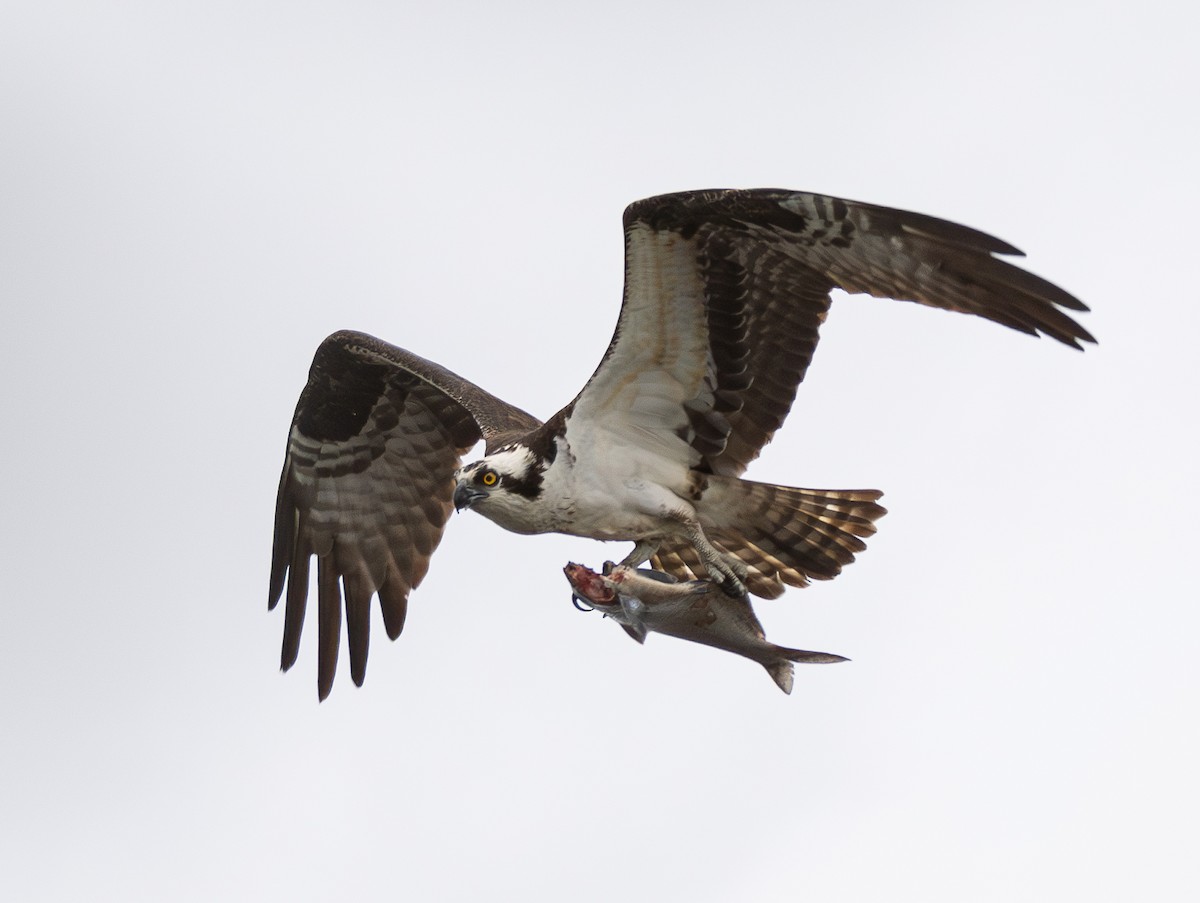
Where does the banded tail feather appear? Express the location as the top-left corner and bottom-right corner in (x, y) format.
(653, 478), (887, 598)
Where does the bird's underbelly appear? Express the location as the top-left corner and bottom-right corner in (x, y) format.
(559, 506), (673, 541)
(552, 475), (692, 541)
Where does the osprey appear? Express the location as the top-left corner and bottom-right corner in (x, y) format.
(269, 189), (1093, 698)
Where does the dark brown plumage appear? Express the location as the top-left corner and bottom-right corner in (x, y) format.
(269, 333), (540, 698)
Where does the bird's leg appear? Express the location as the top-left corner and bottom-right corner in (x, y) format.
(683, 523), (748, 598)
(617, 539), (660, 570)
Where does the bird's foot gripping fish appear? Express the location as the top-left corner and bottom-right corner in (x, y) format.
(563, 562), (847, 694)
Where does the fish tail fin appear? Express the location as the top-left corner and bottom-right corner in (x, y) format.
(780, 647), (850, 665)
(764, 661), (795, 694)
(764, 648), (848, 694)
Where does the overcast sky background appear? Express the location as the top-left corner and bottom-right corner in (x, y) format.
(2, 2), (1197, 900)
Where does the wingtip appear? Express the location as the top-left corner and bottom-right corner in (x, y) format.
(267, 566), (285, 610)
(1054, 331), (1095, 352)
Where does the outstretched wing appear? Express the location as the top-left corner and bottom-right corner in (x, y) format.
(269, 330), (540, 699)
(566, 188), (1093, 482)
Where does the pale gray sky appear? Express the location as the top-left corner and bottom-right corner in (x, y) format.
(2, 1), (1197, 900)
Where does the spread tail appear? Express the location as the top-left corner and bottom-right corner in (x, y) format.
(654, 476), (887, 599)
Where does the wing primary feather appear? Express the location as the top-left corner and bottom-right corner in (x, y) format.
(377, 565), (409, 640)
(280, 527), (311, 672)
(344, 567), (372, 688)
(268, 479), (295, 609)
(316, 559), (342, 701)
(966, 253), (1090, 312)
(887, 207), (1026, 256)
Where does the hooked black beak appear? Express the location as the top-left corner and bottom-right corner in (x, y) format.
(453, 481), (487, 512)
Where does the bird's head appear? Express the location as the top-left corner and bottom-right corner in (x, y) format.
(453, 445), (544, 527)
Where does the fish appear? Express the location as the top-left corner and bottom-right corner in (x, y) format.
(563, 562), (847, 693)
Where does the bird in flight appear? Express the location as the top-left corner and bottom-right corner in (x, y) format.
(269, 188), (1093, 698)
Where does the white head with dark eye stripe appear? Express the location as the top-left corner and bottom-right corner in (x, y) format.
(452, 445), (545, 525)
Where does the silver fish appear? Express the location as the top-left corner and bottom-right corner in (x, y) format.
(563, 562), (847, 693)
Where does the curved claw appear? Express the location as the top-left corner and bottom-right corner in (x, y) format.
(719, 575), (748, 599)
(571, 593), (595, 612)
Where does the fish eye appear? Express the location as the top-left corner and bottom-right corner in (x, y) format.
(480, 470), (498, 487)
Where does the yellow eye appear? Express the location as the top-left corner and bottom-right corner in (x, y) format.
(480, 471), (498, 487)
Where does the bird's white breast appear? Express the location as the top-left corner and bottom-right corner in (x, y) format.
(536, 432), (696, 541)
